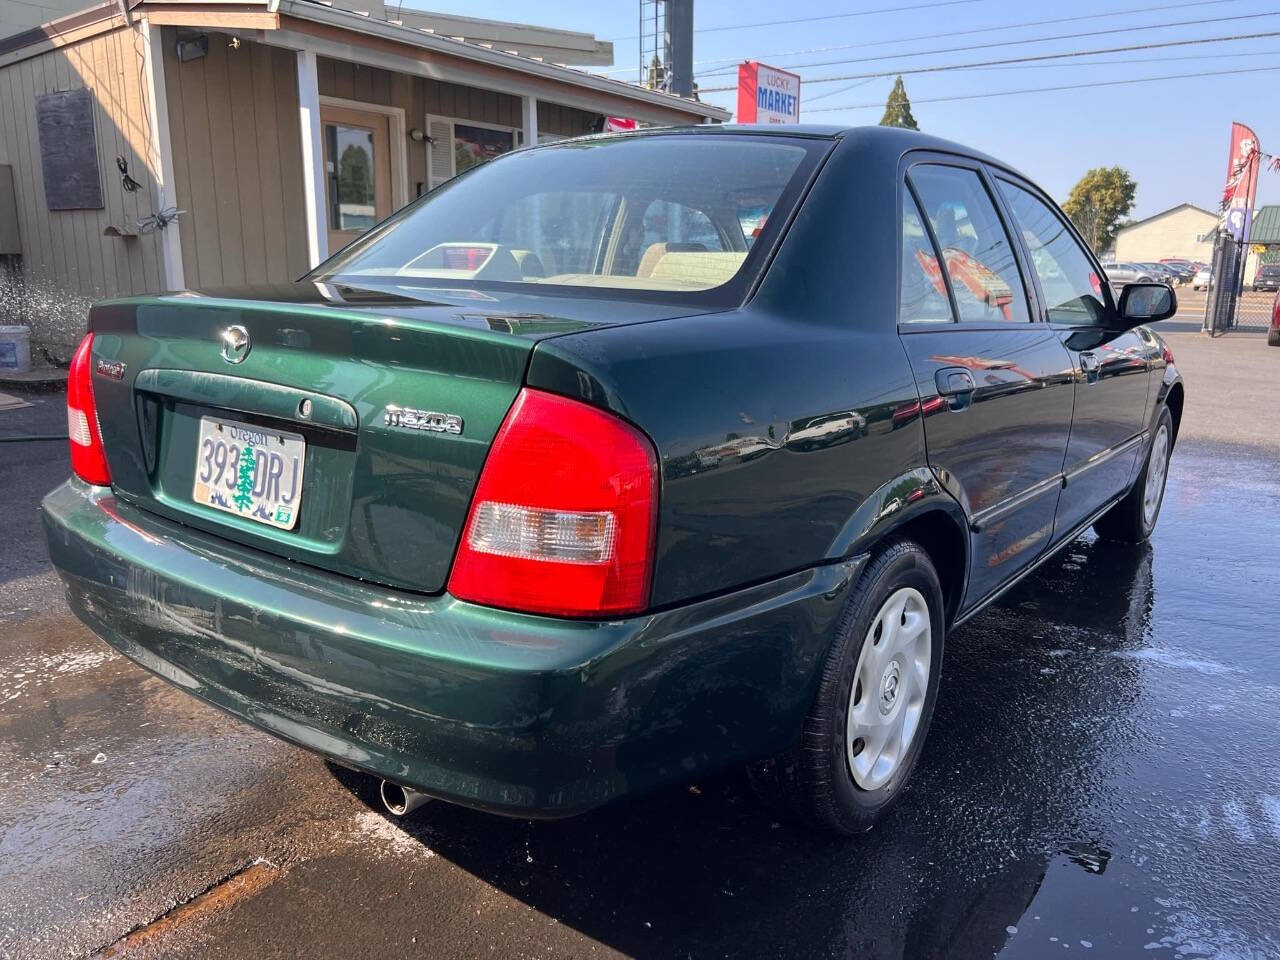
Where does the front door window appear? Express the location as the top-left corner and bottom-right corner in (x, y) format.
(996, 180), (1110, 326)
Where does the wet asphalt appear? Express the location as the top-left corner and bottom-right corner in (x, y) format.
(2, 331), (1278, 959)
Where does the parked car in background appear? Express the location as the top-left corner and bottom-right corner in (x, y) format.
(40, 126), (1184, 835)
(1253, 262), (1280, 293)
(1270, 288), (1280, 346)
(1158, 261), (1195, 283)
(1140, 262), (1183, 285)
(1106, 262), (1154, 284)
(1193, 267), (1213, 291)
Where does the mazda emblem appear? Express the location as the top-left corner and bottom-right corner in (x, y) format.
(220, 325), (251, 364)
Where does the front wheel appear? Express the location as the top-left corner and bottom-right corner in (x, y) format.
(1094, 406), (1174, 543)
(748, 540), (944, 834)
(1268, 327), (1280, 347)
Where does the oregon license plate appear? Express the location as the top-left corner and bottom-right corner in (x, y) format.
(192, 416), (305, 530)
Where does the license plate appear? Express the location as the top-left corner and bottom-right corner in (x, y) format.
(192, 416), (305, 530)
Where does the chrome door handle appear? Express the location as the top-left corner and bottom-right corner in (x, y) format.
(1080, 352), (1101, 384)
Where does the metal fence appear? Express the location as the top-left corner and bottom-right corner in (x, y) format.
(1202, 234), (1276, 335)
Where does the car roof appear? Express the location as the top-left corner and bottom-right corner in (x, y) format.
(582, 123), (1027, 174)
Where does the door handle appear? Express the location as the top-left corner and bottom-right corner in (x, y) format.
(1080, 352), (1101, 384)
(934, 367), (976, 411)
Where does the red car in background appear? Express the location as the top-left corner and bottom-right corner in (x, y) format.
(1269, 287), (1280, 347)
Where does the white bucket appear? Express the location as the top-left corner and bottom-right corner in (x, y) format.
(0, 325), (31, 372)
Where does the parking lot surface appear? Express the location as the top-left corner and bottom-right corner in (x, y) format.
(2, 331), (1278, 959)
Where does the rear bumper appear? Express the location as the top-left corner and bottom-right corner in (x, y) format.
(42, 479), (861, 817)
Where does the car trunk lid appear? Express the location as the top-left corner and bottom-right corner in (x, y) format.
(87, 283), (702, 593)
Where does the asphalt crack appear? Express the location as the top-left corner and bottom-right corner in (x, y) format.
(87, 860), (284, 959)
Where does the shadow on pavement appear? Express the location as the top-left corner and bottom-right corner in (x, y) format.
(328, 537), (1156, 958)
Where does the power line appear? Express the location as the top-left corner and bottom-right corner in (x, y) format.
(698, 28), (1280, 91)
(943, 46), (1280, 72)
(599, 0), (1243, 75)
(805, 77), (879, 104)
(695, 8), (1279, 79)
(800, 63), (1280, 112)
(606, 0), (984, 42)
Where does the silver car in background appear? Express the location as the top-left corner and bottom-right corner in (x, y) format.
(1104, 262), (1154, 284)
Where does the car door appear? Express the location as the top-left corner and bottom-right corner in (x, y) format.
(897, 159), (1076, 609)
(992, 176), (1153, 541)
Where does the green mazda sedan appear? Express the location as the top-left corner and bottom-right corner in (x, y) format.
(42, 126), (1183, 833)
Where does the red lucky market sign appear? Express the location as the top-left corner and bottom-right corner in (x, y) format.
(737, 62), (801, 124)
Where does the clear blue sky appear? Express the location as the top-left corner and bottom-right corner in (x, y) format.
(418, 0), (1279, 218)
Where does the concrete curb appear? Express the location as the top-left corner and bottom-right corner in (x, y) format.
(0, 367), (69, 392)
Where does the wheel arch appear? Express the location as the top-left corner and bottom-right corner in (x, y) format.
(831, 469), (970, 629)
(885, 508), (969, 628)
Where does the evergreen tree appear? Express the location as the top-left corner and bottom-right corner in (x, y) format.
(879, 76), (919, 130)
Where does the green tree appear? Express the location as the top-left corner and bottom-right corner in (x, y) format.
(879, 76), (919, 130)
(338, 145), (371, 204)
(1062, 166), (1137, 254)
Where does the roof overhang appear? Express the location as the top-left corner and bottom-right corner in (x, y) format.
(0, 0), (727, 124)
(273, 0), (726, 124)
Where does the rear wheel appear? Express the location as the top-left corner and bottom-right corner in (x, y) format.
(1094, 406), (1173, 543)
(748, 540), (944, 834)
(1268, 328), (1280, 347)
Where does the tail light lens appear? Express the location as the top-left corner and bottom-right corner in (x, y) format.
(448, 388), (657, 617)
(66, 333), (112, 486)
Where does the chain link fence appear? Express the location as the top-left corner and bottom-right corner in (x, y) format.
(1202, 234), (1277, 336)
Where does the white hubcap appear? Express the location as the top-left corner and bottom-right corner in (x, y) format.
(846, 586), (932, 791)
(1143, 423), (1170, 527)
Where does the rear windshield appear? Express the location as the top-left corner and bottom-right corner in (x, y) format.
(311, 134), (829, 306)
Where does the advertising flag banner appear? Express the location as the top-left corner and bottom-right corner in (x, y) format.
(1222, 122), (1261, 241)
(737, 62), (801, 124)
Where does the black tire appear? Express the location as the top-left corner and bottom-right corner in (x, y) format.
(1268, 328), (1280, 347)
(748, 540), (944, 834)
(1094, 405), (1174, 544)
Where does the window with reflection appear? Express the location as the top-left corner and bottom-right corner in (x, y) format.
(997, 179), (1109, 327)
(900, 190), (954, 323)
(325, 124), (376, 231)
(908, 165), (1030, 324)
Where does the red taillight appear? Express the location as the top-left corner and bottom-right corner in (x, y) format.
(448, 388), (657, 618)
(1162, 344), (1175, 366)
(66, 333), (112, 486)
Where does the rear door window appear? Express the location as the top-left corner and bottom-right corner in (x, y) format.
(996, 179), (1110, 327)
(900, 189), (955, 324)
(907, 165), (1031, 324)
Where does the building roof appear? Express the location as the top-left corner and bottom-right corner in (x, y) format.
(0, 0), (727, 123)
(1115, 202), (1218, 235)
(358, 4), (612, 65)
(280, 0), (727, 121)
(1251, 206), (1280, 245)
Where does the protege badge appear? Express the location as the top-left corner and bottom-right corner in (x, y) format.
(384, 405), (463, 435)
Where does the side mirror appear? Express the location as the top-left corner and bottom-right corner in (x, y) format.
(1116, 282), (1176, 327)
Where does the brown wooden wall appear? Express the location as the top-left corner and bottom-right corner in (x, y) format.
(163, 31), (309, 289)
(0, 25), (165, 315)
(317, 57), (598, 194)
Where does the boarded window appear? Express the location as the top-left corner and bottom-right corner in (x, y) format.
(36, 89), (103, 211)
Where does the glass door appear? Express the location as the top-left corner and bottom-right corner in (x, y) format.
(321, 105), (392, 253)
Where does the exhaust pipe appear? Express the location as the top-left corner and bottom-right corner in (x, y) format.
(380, 779), (432, 817)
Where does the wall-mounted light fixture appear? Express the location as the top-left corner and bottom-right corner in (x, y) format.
(175, 34), (209, 62)
(408, 127), (432, 144)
